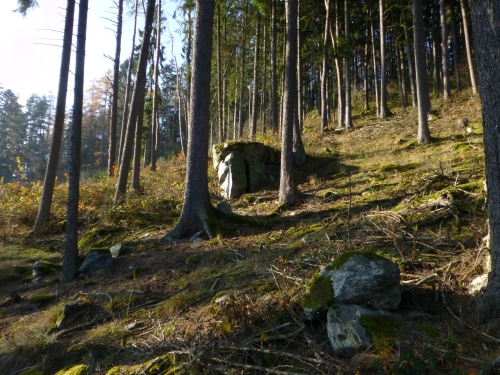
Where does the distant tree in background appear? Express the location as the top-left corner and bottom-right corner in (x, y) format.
(15, 0), (38, 15)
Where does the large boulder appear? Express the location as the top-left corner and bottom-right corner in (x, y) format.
(327, 304), (400, 357)
(303, 251), (401, 320)
(78, 251), (114, 276)
(213, 142), (280, 198)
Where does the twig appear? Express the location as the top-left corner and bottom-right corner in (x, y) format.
(401, 273), (438, 289)
(210, 356), (307, 375)
(441, 291), (500, 343)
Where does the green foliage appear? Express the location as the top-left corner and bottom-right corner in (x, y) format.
(54, 364), (90, 375)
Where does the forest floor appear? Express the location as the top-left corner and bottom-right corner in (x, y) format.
(1, 89), (499, 375)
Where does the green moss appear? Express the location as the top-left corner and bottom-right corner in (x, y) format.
(421, 324), (440, 339)
(54, 364), (90, 375)
(243, 195), (256, 203)
(38, 260), (62, 270)
(380, 162), (419, 172)
(359, 314), (401, 352)
(28, 294), (56, 306)
(302, 272), (335, 314)
(248, 280), (275, 294)
(186, 255), (200, 265)
(325, 250), (389, 272)
(77, 227), (123, 250)
(106, 367), (121, 375)
(453, 143), (472, 152)
(19, 368), (44, 375)
(132, 267), (141, 280)
(455, 180), (484, 192)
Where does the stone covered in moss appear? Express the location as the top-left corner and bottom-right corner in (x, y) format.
(327, 304), (400, 357)
(54, 364), (90, 375)
(303, 251), (401, 319)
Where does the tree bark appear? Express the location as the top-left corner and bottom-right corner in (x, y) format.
(271, 0), (278, 134)
(403, 13), (417, 107)
(450, 0), (461, 92)
(216, 3), (224, 143)
(250, 11), (261, 140)
(151, 0), (161, 171)
(162, 0), (218, 241)
(440, 0), (451, 99)
(321, 0), (331, 133)
(470, 0), (500, 322)
(368, 0), (380, 117)
(32, 0), (75, 235)
(237, 0), (248, 139)
(279, 0), (299, 205)
(132, 90), (145, 191)
(460, 0), (477, 94)
(64, 0), (88, 282)
(344, 0), (353, 129)
(108, 0), (123, 177)
(297, 2), (303, 130)
(118, 0), (138, 166)
(113, 0), (156, 206)
(413, 0), (431, 145)
(379, 0), (392, 117)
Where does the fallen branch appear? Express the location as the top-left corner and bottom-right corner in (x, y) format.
(210, 356), (307, 375)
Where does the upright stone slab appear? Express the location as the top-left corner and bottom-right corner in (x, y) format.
(219, 151), (247, 199)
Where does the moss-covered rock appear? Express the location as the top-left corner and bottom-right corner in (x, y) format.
(54, 364), (90, 375)
(302, 270), (335, 320)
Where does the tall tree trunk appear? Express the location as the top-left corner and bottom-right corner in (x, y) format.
(450, 0), (461, 92)
(379, 0), (392, 117)
(151, 0), (161, 171)
(368, 0), (380, 116)
(64, 0), (88, 282)
(279, 0), (299, 205)
(250, 11), (261, 140)
(216, 3), (223, 143)
(238, 0), (248, 139)
(32, 0), (75, 235)
(114, 0), (156, 206)
(297, 2), (303, 130)
(270, 0), (278, 134)
(413, 0), (431, 145)
(132, 91), (145, 190)
(440, 0), (451, 99)
(162, 0), (217, 241)
(431, 9), (441, 98)
(470, 0), (500, 322)
(395, 31), (407, 109)
(334, 0), (344, 127)
(118, 0), (138, 166)
(460, 0), (477, 94)
(344, 0), (353, 129)
(404, 13), (417, 107)
(108, 0), (123, 177)
(363, 31), (370, 111)
(321, 0), (331, 133)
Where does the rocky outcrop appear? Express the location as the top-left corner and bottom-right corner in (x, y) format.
(78, 251), (113, 276)
(213, 142), (280, 199)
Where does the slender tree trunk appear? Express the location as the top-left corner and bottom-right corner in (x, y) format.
(470, 0), (500, 322)
(271, 0), (278, 134)
(344, 0), (353, 129)
(297, 2), (303, 130)
(369, 0), (380, 116)
(460, 0), (477, 94)
(413, 0), (431, 144)
(186, 8), (192, 117)
(32, 0), (75, 235)
(238, 0), (248, 139)
(440, 0), (451, 99)
(108, 0), (123, 177)
(431, 9), (440, 98)
(114, 0), (156, 206)
(162, 0), (217, 241)
(395, 32), (407, 109)
(450, 0), (461, 92)
(118, 0), (138, 166)
(321, 0), (331, 132)
(132, 91), (145, 191)
(334, 0), (344, 127)
(404, 14), (417, 107)
(64, 0), (88, 282)
(363, 32), (370, 111)
(216, 3), (223, 143)
(279, 0), (299, 205)
(250, 11), (261, 140)
(151, 0), (161, 171)
(379, 0), (392, 117)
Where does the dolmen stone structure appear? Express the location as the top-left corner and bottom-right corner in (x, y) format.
(213, 142), (280, 199)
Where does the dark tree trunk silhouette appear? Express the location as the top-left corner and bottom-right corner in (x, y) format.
(113, 0), (156, 206)
(162, 0), (217, 241)
(32, 0), (75, 235)
(279, 0), (299, 205)
(440, 0), (450, 99)
(403, 14), (417, 107)
(344, 0), (353, 129)
(413, 0), (431, 144)
(450, 0), (461, 92)
(379, 0), (392, 117)
(132, 91), (145, 191)
(470, 0), (500, 322)
(368, 0), (380, 116)
(64, 0), (88, 282)
(237, 0), (248, 139)
(271, 0), (278, 134)
(321, 0), (330, 133)
(108, 0), (123, 177)
(250, 11), (261, 140)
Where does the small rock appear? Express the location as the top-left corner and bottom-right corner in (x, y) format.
(110, 243), (125, 258)
(468, 274), (488, 295)
(33, 260), (61, 276)
(192, 238), (204, 243)
(190, 231), (203, 242)
(78, 251), (114, 276)
(56, 302), (92, 329)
